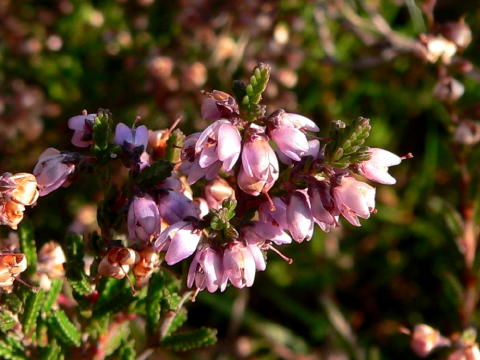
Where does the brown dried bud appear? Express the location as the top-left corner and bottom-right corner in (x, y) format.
(99, 248), (139, 279)
(8, 173), (39, 206)
(148, 130), (170, 157)
(133, 248), (159, 287)
(455, 120), (480, 145)
(434, 77), (465, 103)
(424, 35), (457, 64)
(0, 201), (26, 230)
(38, 241), (66, 279)
(201, 90), (239, 121)
(204, 178), (236, 209)
(0, 253), (27, 293)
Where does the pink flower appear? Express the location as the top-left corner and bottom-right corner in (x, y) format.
(68, 113), (96, 148)
(333, 176), (375, 227)
(222, 241), (257, 289)
(253, 198), (292, 244)
(286, 190), (314, 242)
(33, 148), (77, 196)
(308, 184), (338, 232)
(180, 133), (222, 184)
(268, 111), (318, 161)
(154, 221), (202, 265)
(114, 123), (148, 151)
(187, 245), (224, 293)
(127, 195), (160, 242)
(195, 119), (241, 172)
(410, 324), (450, 358)
(358, 148), (401, 185)
(157, 190), (199, 226)
(238, 131), (279, 196)
(200, 90), (240, 121)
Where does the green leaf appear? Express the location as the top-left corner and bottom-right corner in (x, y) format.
(93, 278), (135, 318)
(18, 220), (37, 276)
(166, 129), (185, 163)
(39, 339), (62, 360)
(0, 340), (26, 360)
(43, 279), (63, 315)
(102, 321), (130, 358)
(21, 290), (45, 336)
(47, 310), (81, 347)
(145, 272), (164, 334)
(92, 109), (111, 152)
(136, 160), (173, 189)
(165, 308), (187, 337)
(63, 233), (91, 296)
(0, 310), (17, 333)
(4, 293), (24, 314)
(115, 340), (136, 360)
(160, 327), (217, 351)
(241, 63), (271, 121)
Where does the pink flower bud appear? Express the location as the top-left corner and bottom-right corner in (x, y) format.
(196, 119), (241, 172)
(154, 221), (202, 265)
(358, 148), (402, 185)
(187, 245), (224, 293)
(128, 195), (160, 242)
(287, 190), (314, 242)
(114, 123), (148, 150)
(68, 113), (96, 148)
(204, 178), (235, 209)
(333, 176), (375, 227)
(33, 148), (76, 196)
(239, 132), (279, 196)
(222, 241), (257, 289)
(254, 198), (292, 244)
(309, 184), (338, 232)
(410, 324), (450, 357)
(269, 126), (309, 161)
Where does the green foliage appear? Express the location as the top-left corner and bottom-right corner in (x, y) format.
(0, 310), (17, 333)
(325, 117), (372, 168)
(21, 290), (45, 336)
(18, 220), (37, 276)
(160, 327), (217, 351)
(93, 109), (112, 154)
(93, 278), (135, 318)
(114, 340), (136, 360)
(165, 308), (188, 337)
(166, 129), (185, 163)
(63, 233), (91, 296)
(0, 339), (26, 360)
(241, 63), (271, 121)
(42, 279), (63, 315)
(47, 310), (81, 347)
(209, 199), (239, 241)
(39, 339), (62, 360)
(136, 159), (173, 189)
(145, 272), (164, 334)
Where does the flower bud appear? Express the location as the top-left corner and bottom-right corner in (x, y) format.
(33, 148), (77, 196)
(128, 195), (160, 242)
(455, 121), (480, 145)
(425, 35), (457, 64)
(148, 129), (169, 157)
(333, 176), (375, 227)
(68, 113), (96, 148)
(0, 253), (27, 293)
(222, 241), (256, 289)
(204, 178), (235, 209)
(98, 247), (139, 279)
(0, 173), (39, 206)
(434, 77), (465, 103)
(0, 201), (26, 230)
(38, 241), (66, 290)
(286, 190), (314, 242)
(201, 90), (239, 121)
(438, 18), (472, 50)
(358, 148), (402, 185)
(133, 248), (159, 287)
(410, 324), (450, 357)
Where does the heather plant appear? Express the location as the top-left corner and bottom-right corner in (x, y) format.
(0, 63), (407, 358)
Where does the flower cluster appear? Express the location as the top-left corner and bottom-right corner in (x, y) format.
(0, 65), (407, 296)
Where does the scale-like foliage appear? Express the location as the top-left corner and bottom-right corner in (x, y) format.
(42, 279), (63, 315)
(160, 327), (218, 351)
(47, 310), (81, 347)
(18, 221), (37, 276)
(21, 290), (45, 336)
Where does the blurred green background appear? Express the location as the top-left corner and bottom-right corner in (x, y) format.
(2, 0), (480, 358)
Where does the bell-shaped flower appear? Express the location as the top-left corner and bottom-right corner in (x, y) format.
(128, 194), (160, 242)
(410, 324), (450, 358)
(0, 173), (39, 206)
(114, 123), (148, 151)
(195, 119), (241, 172)
(254, 197), (291, 245)
(68, 113), (96, 148)
(157, 190), (199, 226)
(180, 133), (222, 184)
(358, 148), (401, 185)
(33, 148), (77, 196)
(222, 241), (257, 289)
(333, 176), (376, 227)
(201, 90), (240, 121)
(154, 220), (202, 265)
(187, 245), (224, 293)
(286, 190), (314, 242)
(308, 183), (338, 232)
(238, 131), (279, 196)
